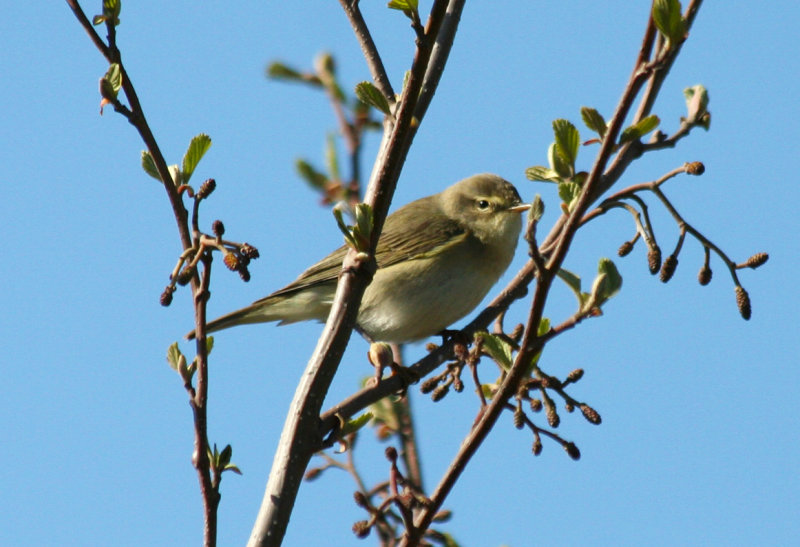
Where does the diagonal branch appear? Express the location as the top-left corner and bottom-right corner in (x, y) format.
(247, 2), (456, 545)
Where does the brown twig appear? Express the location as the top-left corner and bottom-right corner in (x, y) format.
(247, 2), (454, 545)
(65, 2), (218, 544)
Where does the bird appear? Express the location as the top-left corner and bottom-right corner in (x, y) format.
(187, 173), (529, 343)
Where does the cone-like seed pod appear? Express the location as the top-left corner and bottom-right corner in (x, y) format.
(160, 286), (175, 306)
(420, 377), (439, 394)
(685, 161), (705, 175)
(240, 243), (260, 260)
(432, 384), (449, 402)
(745, 252), (769, 269)
(735, 286), (751, 320)
(580, 404), (602, 424)
(212, 220), (225, 237)
(698, 264), (712, 286)
(223, 251), (240, 271)
(567, 368), (584, 383)
(660, 255), (678, 283)
(618, 240), (634, 257)
(532, 437), (543, 456)
(196, 178), (216, 199)
(353, 491), (368, 508)
(176, 266), (195, 286)
(513, 408), (525, 429)
(648, 246), (662, 274)
(564, 442), (581, 460)
(546, 406), (560, 428)
(352, 521), (371, 539)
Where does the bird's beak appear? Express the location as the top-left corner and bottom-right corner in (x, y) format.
(508, 203), (531, 214)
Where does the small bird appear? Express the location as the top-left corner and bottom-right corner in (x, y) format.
(188, 173), (529, 343)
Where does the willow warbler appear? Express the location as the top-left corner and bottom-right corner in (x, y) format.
(188, 173), (529, 343)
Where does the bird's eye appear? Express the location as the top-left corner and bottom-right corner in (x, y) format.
(476, 199), (490, 210)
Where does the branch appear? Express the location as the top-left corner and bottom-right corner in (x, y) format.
(402, 4), (707, 542)
(248, 3), (455, 545)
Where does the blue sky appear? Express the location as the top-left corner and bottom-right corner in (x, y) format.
(1, 2), (797, 546)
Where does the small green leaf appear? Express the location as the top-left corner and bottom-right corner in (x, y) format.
(525, 165), (562, 183)
(219, 444), (233, 468)
(266, 61), (308, 83)
(168, 164), (182, 186)
(476, 332), (513, 371)
(355, 81), (392, 116)
(224, 463), (243, 475)
(548, 143), (573, 179)
(340, 412), (374, 436)
(557, 181), (581, 212)
(556, 268), (582, 301)
(387, 0), (419, 11)
(325, 133), (340, 181)
(683, 84), (710, 126)
(529, 194), (544, 223)
(537, 317), (551, 337)
(552, 119), (580, 167)
(141, 150), (160, 180)
(92, 15), (106, 25)
(652, 0), (685, 45)
(182, 133), (212, 184)
(580, 106), (607, 138)
(353, 203), (374, 251)
(100, 63), (122, 100)
(205, 336), (214, 356)
(295, 159), (327, 190)
(619, 115), (660, 145)
(333, 202), (358, 248)
(597, 257), (623, 300)
(166, 342), (182, 371)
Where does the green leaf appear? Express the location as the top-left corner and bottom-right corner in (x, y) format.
(529, 194), (544, 223)
(652, 0), (685, 45)
(477, 332), (513, 371)
(683, 84), (710, 127)
(556, 268), (582, 300)
(166, 342), (182, 371)
(525, 165), (561, 183)
(548, 142), (573, 179)
(387, 0), (419, 11)
(340, 412), (374, 436)
(168, 164), (182, 186)
(182, 133), (212, 184)
(352, 203), (374, 251)
(295, 158), (327, 190)
(619, 115), (660, 145)
(597, 257), (623, 300)
(332, 202), (357, 249)
(141, 150), (160, 180)
(219, 444), (232, 467)
(580, 106), (607, 138)
(206, 336), (214, 356)
(266, 61), (309, 83)
(92, 15), (106, 25)
(100, 63), (122, 100)
(355, 81), (392, 116)
(325, 134), (340, 181)
(537, 317), (551, 337)
(223, 463), (242, 475)
(552, 119), (580, 167)
(557, 181), (581, 212)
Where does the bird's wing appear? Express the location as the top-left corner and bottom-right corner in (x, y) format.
(259, 203), (468, 301)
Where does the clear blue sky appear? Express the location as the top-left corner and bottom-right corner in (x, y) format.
(1, 2), (797, 546)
